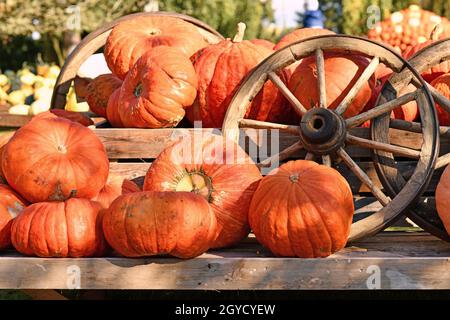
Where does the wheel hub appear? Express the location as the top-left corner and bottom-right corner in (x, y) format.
(299, 108), (346, 155)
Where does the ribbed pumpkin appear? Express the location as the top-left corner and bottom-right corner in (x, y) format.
(430, 73), (450, 125)
(274, 28), (335, 50)
(249, 160), (354, 258)
(143, 134), (262, 248)
(436, 164), (450, 235)
(0, 132), (14, 183)
(11, 198), (107, 257)
(106, 88), (123, 127)
(186, 23), (292, 127)
(118, 46), (198, 128)
(92, 175), (141, 208)
(402, 25), (450, 83)
(0, 184), (26, 250)
(103, 191), (218, 259)
(288, 53), (376, 118)
(50, 109), (94, 127)
(2, 112), (109, 203)
(104, 16), (208, 79)
(85, 74), (122, 117)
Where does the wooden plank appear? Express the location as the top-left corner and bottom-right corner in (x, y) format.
(0, 233), (449, 290)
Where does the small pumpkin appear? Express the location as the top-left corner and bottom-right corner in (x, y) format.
(92, 174), (141, 208)
(85, 74), (122, 117)
(249, 160), (354, 258)
(118, 46), (198, 128)
(0, 184), (26, 250)
(143, 133), (262, 248)
(50, 109), (95, 127)
(102, 191), (218, 259)
(106, 88), (123, 127)
(186, 23), (293, 127)
(436, 164), (450, 235)
(104, 16), (208, 79)
(430, 73), (450, 125)
(11, 198), (107, 257)
(288, 53), (377, 118)
(2, 112), (109, 203)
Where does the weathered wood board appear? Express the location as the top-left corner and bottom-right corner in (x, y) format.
(0, 233), (449, 290)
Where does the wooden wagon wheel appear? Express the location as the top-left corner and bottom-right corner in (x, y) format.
(222, 35), (439, 242)
(373, 38), (450, 242)
(50, 11), (224, 109)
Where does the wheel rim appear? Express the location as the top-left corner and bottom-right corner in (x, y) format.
(373, 38), (450, 242)
(222, 35), (439, 242)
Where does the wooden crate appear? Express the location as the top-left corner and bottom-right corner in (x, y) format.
(1, 125), (450, 291)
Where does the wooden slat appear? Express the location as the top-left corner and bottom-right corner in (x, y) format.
(0, 233), (449, 290)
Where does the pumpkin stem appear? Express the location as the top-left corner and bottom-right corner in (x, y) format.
(232, 22), (247, 43)
(57, 145), (67, 154)
(175, 171), (213, 202)
(134, 83), (143, 97)
(430, 24), (442, 41)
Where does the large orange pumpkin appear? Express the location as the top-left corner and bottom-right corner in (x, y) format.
(106, 88), (123, 127)
(186, 23), (293, 127)
(143, 134), (262, 248)
(11, 198), (108, 257)
(102, 191), (218, 259)
(118, 46), (198, 128)
(274, 28), (335, 51)
(92, 175), (141, 208)
(288, 53), (376, 118)
(2, 112), (109, 203)
(430, 73), (450, 125)
(249, 160), (354, 258)
(436, 164), (450, 235)
(0, 184), (26, 250)
(104, 16), (208, 79)
(85, 74), (122, 117)
(50, 109), (94, 127)
(0, 132), (14, 183)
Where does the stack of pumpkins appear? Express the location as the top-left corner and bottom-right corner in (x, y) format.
(83, 15), (380, 130)
(0, 110), (355, 259)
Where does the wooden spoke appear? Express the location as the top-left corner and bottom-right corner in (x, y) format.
(390, 118), (450, 137)
(305, 152), (315, 160)
(335, 56), (379, 115)
(239, 119), (300, 135)
(412, 78), (450, 114)
(346, 134), (421, 159)
(436, 154), (450, 170)
(337, 148), (390, 206)
(268, 71), (307, 115)
(322, 154), (331, 166)
(315, 49), (327, 108)
(258, 142), (303, 168)
(346, 91), (417, 128)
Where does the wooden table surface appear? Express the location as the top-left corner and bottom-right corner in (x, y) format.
(0, 232), (449, 290)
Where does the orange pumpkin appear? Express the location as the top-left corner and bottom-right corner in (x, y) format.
(85, 74), (122, 117)
(118, 46), (198, 128)
(0, 132), (14, 183)
(2, 112), (109, 203)
(102, 191), (218, 259)
(11, 198), (107, 257)
(186, 23), (293, 127)
(249, 160), (354, 258)
(104, 16), (207, 79)
(0, 184), (26, 250)
(288, 53), (376, 118)
(430, 73), (450, 125)
(274, 28), (335, 51)
(436, 164), (450, 235)
(143, 134), (262, 248)
(92, 175), (141, 208)
(106, 88), (123, 127)
(50, 109), (94, 127)
(249, 39), (275, 50)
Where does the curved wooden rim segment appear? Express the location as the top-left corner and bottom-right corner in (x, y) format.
(51, 11), (224, 109)
(373, 38), (450, 242)
(222, 35), (438, 242)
